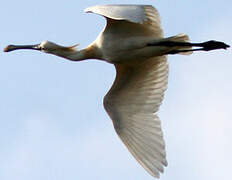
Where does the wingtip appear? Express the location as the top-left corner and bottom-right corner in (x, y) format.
(84, 5), (97, 13)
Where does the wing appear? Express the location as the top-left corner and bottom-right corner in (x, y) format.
(103, 56), (168, 178)
(85, 4), (163, 38)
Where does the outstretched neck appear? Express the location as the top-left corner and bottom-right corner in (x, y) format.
(55, 44), (102, 61)
(4, 41), (102, 61)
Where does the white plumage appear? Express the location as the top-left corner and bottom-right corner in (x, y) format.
(85, 4), (148, 24)
(4, 4), (229, 179)
(92, 6), (169, 177)
(103, 56), (168, 178)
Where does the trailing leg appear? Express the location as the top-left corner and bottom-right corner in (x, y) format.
(147, 34), (230, 55)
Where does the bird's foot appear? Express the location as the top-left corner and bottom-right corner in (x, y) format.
(200, 40), (230, 51)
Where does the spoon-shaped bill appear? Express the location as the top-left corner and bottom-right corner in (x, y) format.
(4, 44), (41, 52)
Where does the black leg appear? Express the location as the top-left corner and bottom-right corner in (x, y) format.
(167, 48), (204, 54)
(198, 40), (230, 51)
(147, 40), (230, 54)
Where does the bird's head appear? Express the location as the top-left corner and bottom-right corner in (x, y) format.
(4, 41), (78, 55)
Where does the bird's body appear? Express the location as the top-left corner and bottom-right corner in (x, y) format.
(81, 5), (188, 64)
(4, 4), (229, 179)
(95, 30), (166, 63)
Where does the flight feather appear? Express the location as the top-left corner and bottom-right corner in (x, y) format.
(103, 56), (168, 178)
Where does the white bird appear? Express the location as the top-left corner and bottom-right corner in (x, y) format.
(4, 4), (229, 178)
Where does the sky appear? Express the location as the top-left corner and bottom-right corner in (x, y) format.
(1, 0), (232, 180)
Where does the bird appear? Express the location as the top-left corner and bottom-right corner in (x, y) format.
(4, 4), (230, 178)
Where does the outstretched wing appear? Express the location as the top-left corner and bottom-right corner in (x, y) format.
(103, 56), (168, 178)
(85, 4), (163, 38)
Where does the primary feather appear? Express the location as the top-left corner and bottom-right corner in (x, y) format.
(85, 5), (163, 38)
(85, 4), (147, 23)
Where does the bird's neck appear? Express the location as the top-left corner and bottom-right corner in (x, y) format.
(54, 44), (101, 61)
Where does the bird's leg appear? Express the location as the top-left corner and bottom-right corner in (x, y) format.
(147, 40), (230, 54)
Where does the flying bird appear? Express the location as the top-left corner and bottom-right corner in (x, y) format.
(4, 4), (230, 178)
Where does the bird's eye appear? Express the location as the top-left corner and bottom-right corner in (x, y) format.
(40, 46), (46, 51)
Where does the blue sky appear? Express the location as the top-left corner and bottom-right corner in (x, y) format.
(1, 0), (232, 180)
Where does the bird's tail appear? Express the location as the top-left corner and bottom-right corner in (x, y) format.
(165, 33), (192, 55)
